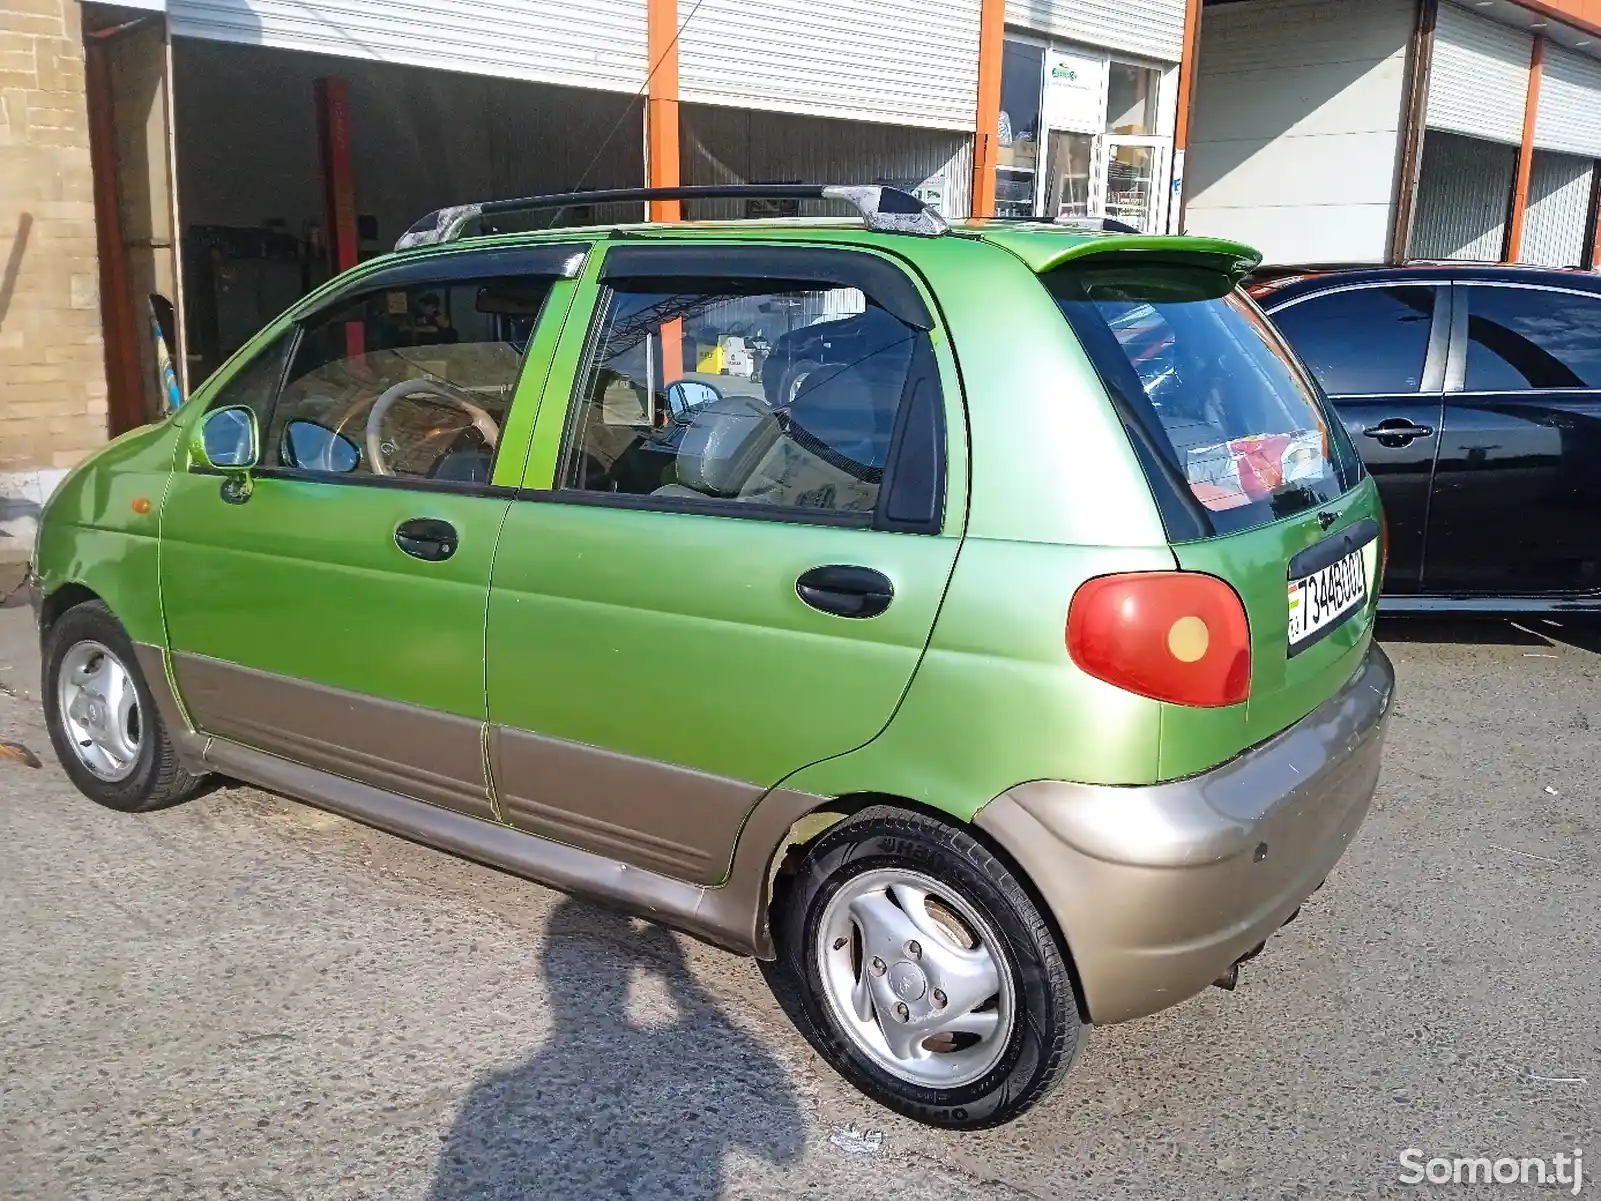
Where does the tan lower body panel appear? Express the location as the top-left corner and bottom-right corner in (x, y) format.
(170, 652), (494, 821)
(135, 644), (825, 957)
(490, 726), (764, 885)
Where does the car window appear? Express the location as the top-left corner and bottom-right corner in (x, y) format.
(1269, 286), (1435, 396)
(561, 278), (929, 519)
(1050, 262), (1363, 538)
(1464, 286), (1601, 391)
(268, 275), (555, 484)
(202, 332), (295, 424)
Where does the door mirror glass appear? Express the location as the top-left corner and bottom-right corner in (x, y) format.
(285, 419), (360, 473)
(199, 405), (259, 469)
(666, 379), (722, 422)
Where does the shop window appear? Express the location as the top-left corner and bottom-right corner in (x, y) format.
(998, 39), (1045, 218)
(1106, 62), (1160, 135)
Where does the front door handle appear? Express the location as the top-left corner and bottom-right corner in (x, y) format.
(796, 565), (894, 619)
(395, 517), (458, 562)
(1362, 419), (1435, 447)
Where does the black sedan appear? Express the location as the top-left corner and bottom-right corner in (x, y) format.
(1251, 263), (1601, 613)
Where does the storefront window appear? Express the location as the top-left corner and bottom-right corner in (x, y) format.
(998, 39), (1044, 217)
(1044, 132), (1095, 219)
(1106, 61), (1160, 135)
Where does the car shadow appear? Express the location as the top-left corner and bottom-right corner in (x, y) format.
(1377, 614), (1601, 654)
(428, 897), (805, 1201)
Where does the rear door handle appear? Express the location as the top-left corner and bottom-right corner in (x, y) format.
(796, 565), (894, 619)
(1362, 420), (1434, 445)
(395, 517), (458, 562)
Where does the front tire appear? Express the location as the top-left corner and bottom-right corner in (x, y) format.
(764, 806), (1085, 1129)
(43, 600), (207, 813)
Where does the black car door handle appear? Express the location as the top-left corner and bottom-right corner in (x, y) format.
(796, 565), (894, 619)
(1362, 420), (1434, 444)
(395, 517), (458, 562)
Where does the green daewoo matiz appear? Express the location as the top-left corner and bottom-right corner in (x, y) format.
(28, 185), (1393, 1128)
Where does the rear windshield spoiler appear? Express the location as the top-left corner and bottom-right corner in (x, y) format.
(980, 232), (1263, 284)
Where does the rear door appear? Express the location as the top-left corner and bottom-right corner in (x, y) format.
(1425, 281), (1601, 595)
(1265, 282), (1449, 594)
(483, 240), (965, 885)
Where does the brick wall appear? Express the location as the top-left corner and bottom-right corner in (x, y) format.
(0, 0), (107, 485)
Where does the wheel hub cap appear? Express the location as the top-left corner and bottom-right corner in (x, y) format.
(889, 960), (928, 1002)
(815, 867), (1015, 1089)
(57, 640), (141, 783)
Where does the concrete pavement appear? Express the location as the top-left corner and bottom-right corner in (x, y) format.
(2, 604), (1598, 1198)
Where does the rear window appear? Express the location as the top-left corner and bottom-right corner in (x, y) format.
(1050, 263), (1363, 539)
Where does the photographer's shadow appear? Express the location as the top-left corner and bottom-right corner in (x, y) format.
(429, 898), (804, 1201)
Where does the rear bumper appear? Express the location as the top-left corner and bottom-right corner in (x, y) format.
(975, 642), (1394, 1025)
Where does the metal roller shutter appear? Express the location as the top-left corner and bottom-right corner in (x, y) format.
(167, 0), (648, 94)
(1537, 44), (1601, 158)
(1410, 129), (1517, 260)
(677, 0), (981, 130)
(1003, 0), (1185, 62)
(1427, 2), (1532, 145)
(680, 104), (974, 218)
(1521, 151), (1594, 267)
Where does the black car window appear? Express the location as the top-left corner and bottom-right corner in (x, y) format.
(269, 275), (554, 484)
(1463, 285), (1601, 392)
(1269, 286), (1435, 396)
(561, 274), (940, 524)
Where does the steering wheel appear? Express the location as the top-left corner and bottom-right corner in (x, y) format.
(364, 378), (500, 476)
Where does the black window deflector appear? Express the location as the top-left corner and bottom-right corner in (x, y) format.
(599, 244), (933, 330)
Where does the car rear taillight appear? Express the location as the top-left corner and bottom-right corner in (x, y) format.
(1067, 572), (1252, 708)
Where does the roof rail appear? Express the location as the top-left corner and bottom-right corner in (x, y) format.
(394, 184), (947, 252)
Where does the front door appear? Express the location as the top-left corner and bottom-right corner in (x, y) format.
(484, 241), (965, 884)
(160, 251), (582, 817)
(1266, 282), (1448, 593)
(1425, 281), (1601, 595)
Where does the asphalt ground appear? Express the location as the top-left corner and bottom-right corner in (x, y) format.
(2, 602), (1598, 1199)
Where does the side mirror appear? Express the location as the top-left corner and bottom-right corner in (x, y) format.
(194, 405), (259, 504)
(196, 405), (260, 470)
(285, 419), (360, 473)
(665, 379), (722, 422)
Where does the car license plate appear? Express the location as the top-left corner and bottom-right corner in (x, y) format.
(1287, 546), (1367, 653)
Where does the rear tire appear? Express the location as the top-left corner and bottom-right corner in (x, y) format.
(764, 806), (1085, 1128)
(43, 600), (207, 813)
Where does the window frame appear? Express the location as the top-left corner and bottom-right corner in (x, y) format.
(1265, 280), (1451, 398)
(188, 244), (590, 497)
(1444, 280), (1601, 396)
(544, 244), (949, 535)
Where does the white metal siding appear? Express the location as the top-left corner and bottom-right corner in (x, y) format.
(1410, 129), (1516, 260)
(678, 0), (979, 130)
(1521, 150), (1594, 267)
(1536, 43), (1601, 157)
(680, 104), (973, 218)
(168, 0), (648, 95)
(1182, 0), (1412, 264)
(1004, 0), (1185, 63)
(1427, 2), (1531, 146)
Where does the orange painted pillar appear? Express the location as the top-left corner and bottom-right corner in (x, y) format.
(1507, 35), (1545, 262)
(971, 0), (1005, 218)
(1172, 0), (1205, 234)
(646, 0), (682, 222)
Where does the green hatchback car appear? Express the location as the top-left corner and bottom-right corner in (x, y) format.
(29, 185), (1393, 1128)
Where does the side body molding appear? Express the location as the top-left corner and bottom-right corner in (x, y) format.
(137, 645), (824, 957)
